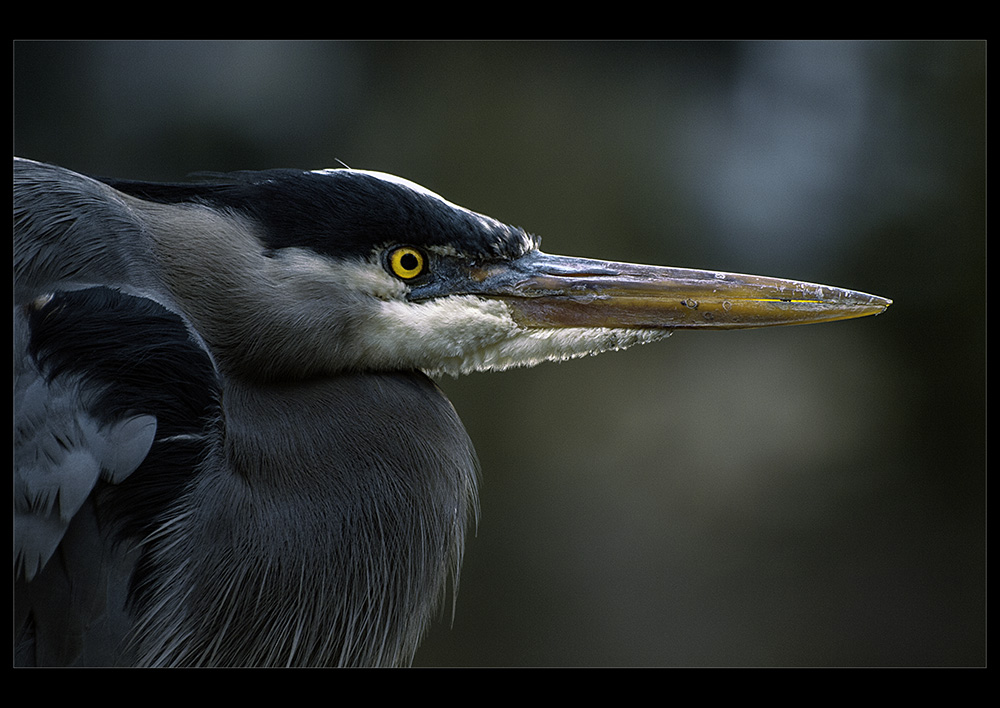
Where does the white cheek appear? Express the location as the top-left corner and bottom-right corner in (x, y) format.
(363, 296), (518, 366)
(360, 295), (672, 377)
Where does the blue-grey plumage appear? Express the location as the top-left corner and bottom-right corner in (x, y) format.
(13, 157), (890, 667)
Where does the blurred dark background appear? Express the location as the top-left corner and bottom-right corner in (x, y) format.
(13, 40), (985, 667)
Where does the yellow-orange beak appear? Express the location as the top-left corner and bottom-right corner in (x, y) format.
(466, 251), (891, 330)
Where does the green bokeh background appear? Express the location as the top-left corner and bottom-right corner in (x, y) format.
(14, 40), (985, 667)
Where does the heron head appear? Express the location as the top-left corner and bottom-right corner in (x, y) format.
(113, 167), (890, 379)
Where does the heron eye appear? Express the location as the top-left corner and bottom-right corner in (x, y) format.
(388, 247), (426, 280)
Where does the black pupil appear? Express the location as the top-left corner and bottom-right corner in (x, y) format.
(400, 252), (419, 272)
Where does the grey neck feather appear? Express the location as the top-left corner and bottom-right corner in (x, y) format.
(136, 199), (371, 380)
(129, 372), (478, 667)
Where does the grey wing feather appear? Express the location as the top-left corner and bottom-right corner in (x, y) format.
(14, 360), (156, 581)
(14, 157), (165, 303)
(15, 158), (165, 578)
(13, 157), (209, 665)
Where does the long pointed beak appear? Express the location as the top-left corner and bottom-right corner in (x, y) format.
(473, 251), (891, 330)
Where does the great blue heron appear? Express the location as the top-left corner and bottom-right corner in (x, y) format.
(13, 156), (890, 667)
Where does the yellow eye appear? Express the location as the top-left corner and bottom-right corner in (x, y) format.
(388, 247), (426, 280)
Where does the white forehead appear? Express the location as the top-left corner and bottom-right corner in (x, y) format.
(312, 167), (508, 235)
(312, 168), (453, 206)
